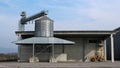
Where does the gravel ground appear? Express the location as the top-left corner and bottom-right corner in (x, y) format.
(0, 61), (120, 68)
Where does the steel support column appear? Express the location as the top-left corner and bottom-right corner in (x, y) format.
(18, 34), (21, 62)
(52, 38), (55, 62)
(52, 45), (55, 62)
(104, 40), (107, 61)
(111, 34), (114, 62)
(32, 38), (35, 63)
(33, 44), (35, 58)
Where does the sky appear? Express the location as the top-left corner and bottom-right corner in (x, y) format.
(0, 0), (120, 53)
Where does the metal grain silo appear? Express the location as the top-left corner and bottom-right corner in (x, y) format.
(35, 16), (54, 37)
(14, 11), (75, 62)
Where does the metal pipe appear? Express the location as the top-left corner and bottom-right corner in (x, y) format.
(20, 11), (48, 24)
(19, 10), (48, 31)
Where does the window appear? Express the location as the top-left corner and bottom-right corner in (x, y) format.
(89, 40), (101, 43)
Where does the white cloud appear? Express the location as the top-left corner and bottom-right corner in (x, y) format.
(0, 0), (119, 30)
(52, 0), (120, 30)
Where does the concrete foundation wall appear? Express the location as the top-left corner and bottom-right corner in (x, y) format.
(64, 38), (84, 62)
(84, 39), (96, 58)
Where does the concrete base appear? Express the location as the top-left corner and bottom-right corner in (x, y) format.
(29, 57), (39, 63)
(49, 53), (67, 63)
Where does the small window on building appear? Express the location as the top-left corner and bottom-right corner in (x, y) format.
(89, 40), (101, 43)
(89, 40), (97, 43)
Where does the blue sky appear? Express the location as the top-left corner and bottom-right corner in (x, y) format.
(0, 0), (120, 53)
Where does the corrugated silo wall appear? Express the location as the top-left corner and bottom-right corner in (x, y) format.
(106, 31), (120, 60)
(35, 18), (53, 37)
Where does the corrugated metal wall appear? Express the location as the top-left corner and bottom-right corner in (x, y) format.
(106, 31), (120, 60)
(19, 45), (32, 62)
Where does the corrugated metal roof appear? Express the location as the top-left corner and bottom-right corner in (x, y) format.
(13, 37), (75, 45)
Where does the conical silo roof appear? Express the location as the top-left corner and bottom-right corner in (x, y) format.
(13, 37), (75, 45)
